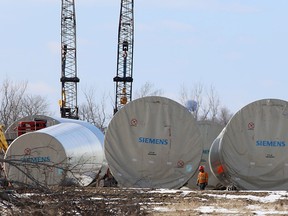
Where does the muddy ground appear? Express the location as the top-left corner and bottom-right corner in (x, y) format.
(0, 186), (287, 215)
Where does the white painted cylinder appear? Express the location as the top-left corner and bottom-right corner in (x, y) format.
(104, 96), (203, 189)
(209, 98), (288, 190)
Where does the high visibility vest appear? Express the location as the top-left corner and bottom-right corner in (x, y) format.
(197, 172), (208, 184)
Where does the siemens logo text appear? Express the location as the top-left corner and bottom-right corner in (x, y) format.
(138, 137), (168, 145)
(256, 140), (286, 147)
(20, 156), (51, 163)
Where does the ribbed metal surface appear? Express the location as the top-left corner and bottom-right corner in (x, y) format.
(4, 122), (105, 186)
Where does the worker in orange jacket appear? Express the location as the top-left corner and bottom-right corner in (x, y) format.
(197, 165), (208, 190)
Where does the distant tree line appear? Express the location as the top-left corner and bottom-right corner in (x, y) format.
(78, 81), (233, 131)
(0, 79), (233, 132)
(179, 83), (233, 125)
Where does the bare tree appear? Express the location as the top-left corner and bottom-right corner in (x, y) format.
(0, 79), (27, 128)
(207, 85), (220, 122)
(0, 78), (52, 129)
(78, 87), (111, 132)
(179, 83), (229, 123)
(218, 106), (233, 125)
(179, 83), (204, 121)
(21, 94), (50, 117)
(134, 82), (163, 99)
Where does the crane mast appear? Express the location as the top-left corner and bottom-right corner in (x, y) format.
(113, 0), (134, 114)
(59, 0), (79, 119)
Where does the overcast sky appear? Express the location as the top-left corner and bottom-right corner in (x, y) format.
(1, 0), (288, 116)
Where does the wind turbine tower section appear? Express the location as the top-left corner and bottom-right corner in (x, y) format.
(59, 0), (79, 119)
(113, 0), (134, 114)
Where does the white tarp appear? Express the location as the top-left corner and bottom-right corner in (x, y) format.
(209, 98), (288, 190)
(104, 96), (203, 189)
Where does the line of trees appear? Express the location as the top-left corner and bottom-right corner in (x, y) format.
(81, 81), (233, 131)
(179, 83), (233, 125)
(0, 79), (233, 131)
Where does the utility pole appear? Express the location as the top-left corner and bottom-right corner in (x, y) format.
(59, 0), (79, 119)
(113, 0), (134, 114)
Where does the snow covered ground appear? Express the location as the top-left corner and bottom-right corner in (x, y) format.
(149, 188), (288, 215)
(0, 187), (287, 215)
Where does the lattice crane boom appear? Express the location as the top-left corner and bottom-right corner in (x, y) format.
(59, 0), (79, 119)
(113, 0), (134, 114)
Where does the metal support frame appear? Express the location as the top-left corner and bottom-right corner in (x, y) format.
(113, 0), (134, 114)
(60, 0), (79, 119)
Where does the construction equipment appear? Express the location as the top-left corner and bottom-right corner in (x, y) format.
(0, 125), (8, 153)
(17, 120), (47, 136)
(113, 0), (134, 114)
(59, 0), (80, 119)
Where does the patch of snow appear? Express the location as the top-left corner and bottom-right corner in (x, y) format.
(180, 190), (191, 197)
(252, 210), (288, 215)
(149, 189), (182, 194)
(180, 186), (191, 190)
(153, 206), (175, 212)
(246, 205), (261, 210)
(246, 204), (288, 215)
(206, 191), (288, 203)
(17, 193), (36, 198)
(196, 206), (239, 214)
